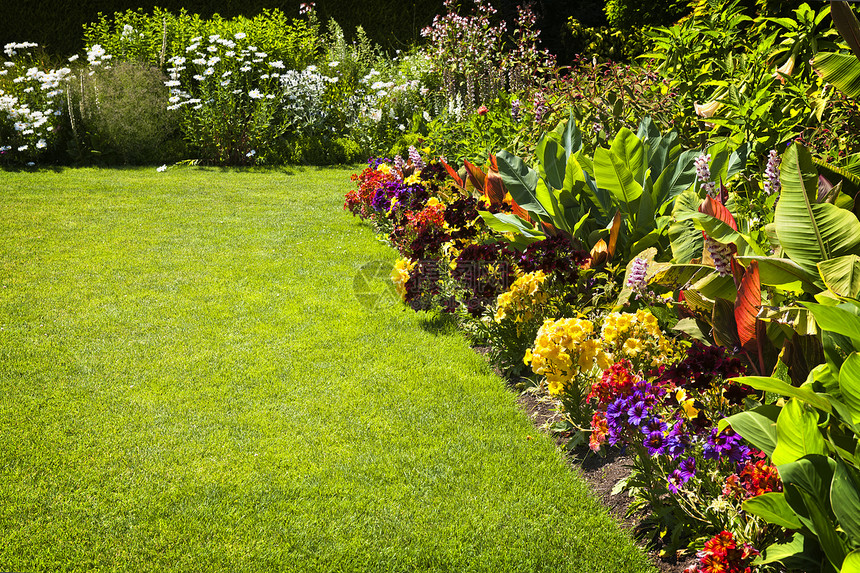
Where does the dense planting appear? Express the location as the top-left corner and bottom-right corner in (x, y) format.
(8, 0), (860, 571)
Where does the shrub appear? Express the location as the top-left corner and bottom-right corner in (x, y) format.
(70, 60), (180, 164)
(603, 0), (690, 28)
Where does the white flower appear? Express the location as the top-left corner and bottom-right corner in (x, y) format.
(328, 61), (339, 67)
(221, 79), (230, 87)
(204, 67), (215, 76)
(246, 149), (256, 157)
(157, 164), (167, 172)
(270, 60), (285, 69)
(35, 139), (46, 149)
(248, 89), (263, 99)
(67, 54), (79, 62)
(234, 32), (246, 40)
(193, 74), (205, 81)
(164, 80), (180, 87)
(423, 111), (431, 122)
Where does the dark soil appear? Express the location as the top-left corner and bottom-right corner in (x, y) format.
(516, 389), (698, 573)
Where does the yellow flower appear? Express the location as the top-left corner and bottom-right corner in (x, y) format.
(377, 163), (390, 174)
(390, 258), (415, 298)
(547, 379), (565, 396)
(404, 172), (421, 185)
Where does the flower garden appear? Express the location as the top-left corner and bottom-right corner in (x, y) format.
(7, 0), (860, 571)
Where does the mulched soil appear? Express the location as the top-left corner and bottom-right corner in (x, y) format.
(515, 388), (698, 573)
(468, 343), (698, 571)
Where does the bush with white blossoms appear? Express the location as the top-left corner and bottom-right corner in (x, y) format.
(0, 42), (71, 163)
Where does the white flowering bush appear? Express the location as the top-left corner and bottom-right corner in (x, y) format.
(0, 42), (70, 164)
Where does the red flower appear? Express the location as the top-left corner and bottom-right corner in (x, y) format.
(477, 105), (489, 116)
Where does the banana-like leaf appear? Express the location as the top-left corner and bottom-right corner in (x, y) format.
(496, 149), (546, 218)
(736, 256), (822, 293)
(819, 254), (860, 298)
(720, 404), (780, 456)
(772, 399), (828, 465)
(610, 127), (646, 184)
(676, 211), (760, 256)
(699, 194), (737, 230)
(775, 145), (860, 275)
(593, 147), (643, 210)
(813, 51), (860, 97)
(838, 353), (860, 424)
(478, 211), (546, 246)
(541, 137), (566, 191)
(830, 0), (860, 60)
(742, 492), (803, 530)
(653, 149), (698, 211)
(669, 189), (704, 263)
(561, 109), (581, 159)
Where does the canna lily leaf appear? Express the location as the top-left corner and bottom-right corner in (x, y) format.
(775, 145), (860, 276)
(735, 260), (761, 355)
(813, 51), (860, 98)
(818, 254), (860, 298)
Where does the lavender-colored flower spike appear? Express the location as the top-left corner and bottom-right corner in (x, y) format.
(694, 153), (715, 196)
(626, 256), (649, 298)
(705, 237), (732, 277)
(408, 146), (425, 171)
(764, 149), (781, 195)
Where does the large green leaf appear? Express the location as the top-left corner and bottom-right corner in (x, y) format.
(720, 404), (781, 457)
(775, 145), (860, 275)
(813, 51), (860, 98)
(772, 398), (828, 465)
(560, 110), (581, 159)
(819, 254), (860, 298)
(610, 127), (646, 184)
(653, 149), (698, 211)
(478, 212), (546, 247)
(756, 533), (824, 570)
(731, 376), (833, 412)
(797, 487), (847, 571)
(832, 460), (860, 542)
(496, 149), (545, 217)
(676, 211), (760, 256)
(593, 147), (643, 209)
(838, 353), (860, 424)
(668, 189), (704, 263)
(802, 302), (860, 346)
(541, 137), (566, 191)
(736, 256), (822, 293)
(844, 551), (860, 573)
(742, 492), (803, 529)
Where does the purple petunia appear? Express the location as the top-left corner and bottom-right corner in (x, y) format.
(627, 401), (649, 427)
(644, 431), (666, 456)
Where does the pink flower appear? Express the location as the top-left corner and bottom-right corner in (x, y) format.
(477, 105), (488, 116)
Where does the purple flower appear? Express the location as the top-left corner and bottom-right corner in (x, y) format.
(703, 427), (750, 463)
(764, 149), (781, 195)
(644, 431), (666, 456)
(667, 457), (696, 493)
(626, 256), (649, 297)
(644, 417), (668, 434)
(678, 457), (696, 480)
(627, 401), (649, 427)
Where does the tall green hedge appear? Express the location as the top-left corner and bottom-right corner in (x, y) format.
(0, 0), (444, 56)
(1, 0), (603, 61)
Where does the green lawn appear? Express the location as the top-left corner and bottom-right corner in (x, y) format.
(0, 166), (655, 572)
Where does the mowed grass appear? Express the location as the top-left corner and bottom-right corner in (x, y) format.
(0, 166), (655, 573)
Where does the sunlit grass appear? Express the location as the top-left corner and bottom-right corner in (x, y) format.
(0, 166), (655, 572)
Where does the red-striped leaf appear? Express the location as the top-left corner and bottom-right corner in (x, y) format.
(735, 260), (761, 352)
(440, 159), (464, 189)
(464, 160), (487, 192)
(699, 195), (738, 231)
(485, 164), (507, 207)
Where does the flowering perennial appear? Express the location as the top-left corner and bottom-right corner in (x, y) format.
(525, 317), (610, 396)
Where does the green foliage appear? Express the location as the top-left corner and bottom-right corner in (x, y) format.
(81, 7), (319, 71)
(724, 300), (860, 571)
(604, 0), (690, 28)
(490, 114), (700, 266)
(564, 19), (648, 62)
(67, 60), (181, 164)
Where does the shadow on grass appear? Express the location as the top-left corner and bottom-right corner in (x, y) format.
(417, 310), (459, 336)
